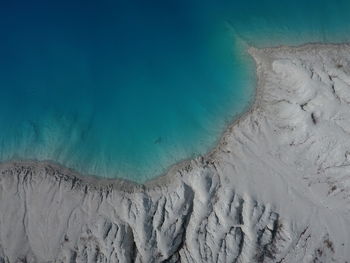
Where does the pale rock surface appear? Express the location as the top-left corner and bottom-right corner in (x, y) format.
(0, 44), (350, 262)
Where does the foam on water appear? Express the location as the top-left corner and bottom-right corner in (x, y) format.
(0, 0), (350, 181)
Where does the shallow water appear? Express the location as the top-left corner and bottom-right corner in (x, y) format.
(0, 0), (350, 181)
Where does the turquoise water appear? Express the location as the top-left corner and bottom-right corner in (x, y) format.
(1, 0), (350, 181)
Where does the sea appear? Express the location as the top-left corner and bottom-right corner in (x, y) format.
(1, 0), (350, 181)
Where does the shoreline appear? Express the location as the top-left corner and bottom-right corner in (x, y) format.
(1, 42), (350, 261)
(0, 42), (348, 192)
(0, 44), (259, 190)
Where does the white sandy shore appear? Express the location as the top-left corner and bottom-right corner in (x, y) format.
(1, 43), (350, 262)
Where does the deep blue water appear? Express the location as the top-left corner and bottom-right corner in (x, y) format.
(1, 0), (350, 181)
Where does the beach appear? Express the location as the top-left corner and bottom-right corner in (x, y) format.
(0, 43), (349, 262)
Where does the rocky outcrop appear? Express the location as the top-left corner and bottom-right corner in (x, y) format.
(1, 44), (350, 262)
